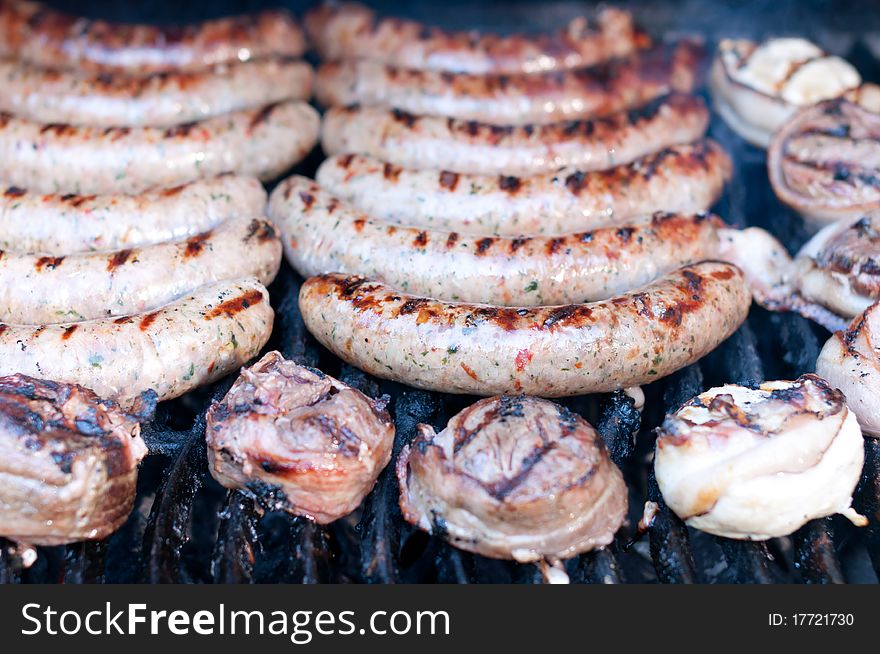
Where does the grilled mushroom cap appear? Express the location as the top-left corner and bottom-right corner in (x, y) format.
(710, 37), (860, 148)
(0, 374), (153, 546)
(397, 395), (627, 562)
(768, 98), (880, 229)
(654, 374), (865, 540)
(817, 301), (880, 437)
(206, 351), (394, 524)
(791, 213), (880, 319)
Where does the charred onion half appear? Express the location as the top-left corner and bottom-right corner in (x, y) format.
(0, 374), (154, 546)
(206, 351), (394, 524)
(710, 37), (860, 148)
(654, 374), (866, 540)
(817, 302), (880, 437)
(397, 395), (627, 562)
(768, 98), (880, 229)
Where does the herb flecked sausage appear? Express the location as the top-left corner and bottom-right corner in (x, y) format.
(315, 40), (704, 125)
(315, 140), (730, 235)
(0, 0), (306, 73)
(320, 93), (709, 176)
(0, 277), (274, 407)
(0, 174), (266, 254)
(298, 262), (751, 397)
(0, 100), (319, 194)
(0, 217), (281, 324)
(304, 2), (644, 74)
(0, 57), (314, 128)
(270, 175), (725, 305)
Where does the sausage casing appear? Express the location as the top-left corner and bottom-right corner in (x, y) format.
(0, 174), (266, 254)
(299, 263), (751, 397)
(305, 2), (644, 74)
(0, 57), (314, 128)
(316, 140), (730, 235)
(0, 216), (281, 324)
(270, 175), (724, 305)
(0, 100), (319, 194)
(0, 0), (306, 73)
(320, 93), (709, 176)
(0, 277), (274, 407)
(315, 41), (704, 125)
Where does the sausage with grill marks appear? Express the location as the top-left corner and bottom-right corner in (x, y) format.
(0, 175), (266, 254)
(0, 216), (281, 324)
(270, 175), (727, 305)
(298, 262), (751, 397)
(0, 100), (319, 194)
(321, 92), (709, 176)
(0, 277), (274, 408)
(0, 0), (306, 73)
(315, 40), (704, 125)
(304, 2), (645, 74)
(315, 140), (730, 236)
(0, 57), (314, 128)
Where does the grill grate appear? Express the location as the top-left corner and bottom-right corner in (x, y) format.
(1, 0), (880, 585)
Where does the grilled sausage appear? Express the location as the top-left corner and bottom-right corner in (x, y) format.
(0, 57), (314, 128)
(0, 0), (306, 73)
(0, 175), (266, 254)
(0, 100), (319, 194)
(270, 175), (725, 304)
(0, 277), (274, 407)
(315, 140), (730, 235)
(304, 2), (645, 74)
(298, 262), (751, 397)
(768, 98), (880, 229)
(0, 374), (153, 545)
(654, 375), (866, 539)
(321, 93), (709, 176)
(0, 217), (281, 324)
(397, 395), (627, 562)
(315, 40), (704, 125)
(206, 351), (394, 524)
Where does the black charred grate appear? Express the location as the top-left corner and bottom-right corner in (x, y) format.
(1, 0), (880, 585)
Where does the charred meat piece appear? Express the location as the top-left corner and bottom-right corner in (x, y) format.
(206, 351), (394, 524)
(790, 214), (880, 320)
(397, 395), (627, 562)
(710, 37), (860, 148)
(817, 301), (880, 437)
(768, 98), (880, 229)
(0, 374), (153, 546)
(654, 374), (865, 540)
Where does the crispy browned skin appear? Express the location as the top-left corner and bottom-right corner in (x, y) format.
(271, 173), (727, 304)
(0, 0), (306, 73)
(206, 351), (394, 524)
(315, 140), (730, 236)
(0, 57), (314, 128)
(321, 92), (710, 175)
(768, 99), (880, 226)
(305, 2), (647, 74)
(0, 374), (154, 545)
(299, 262), (751, 397)
(315, 40), (705, 124)
(397, 395), (627, 561)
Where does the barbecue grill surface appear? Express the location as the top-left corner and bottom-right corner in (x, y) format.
(2, 0), (879, 585)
